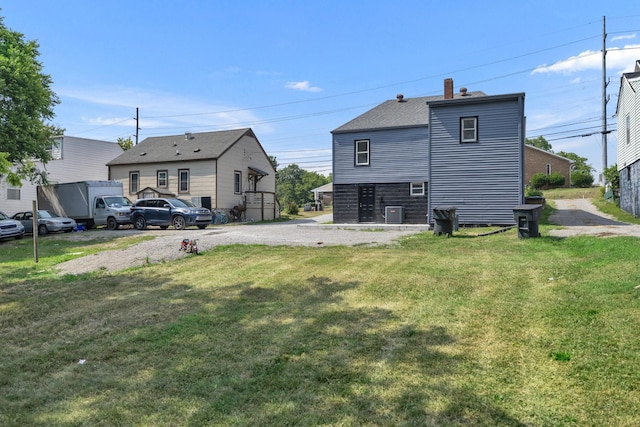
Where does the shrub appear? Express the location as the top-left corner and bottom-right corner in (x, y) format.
(285, 201), (299, 215)
(571, 170), (594, 188)
(547, 172), (566, 188)
(530, 173), (549, 189)
(525, 186), (543, 197)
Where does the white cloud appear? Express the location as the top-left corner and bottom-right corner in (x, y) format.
(531, 44), (640, 75)
(284, 80), (323, 92)
(54, 85), (274, 138)
(612, 33), (636, 42)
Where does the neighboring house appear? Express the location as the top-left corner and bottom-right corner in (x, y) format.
(331, 79), (525, 225)
(616, 59), (640, 217)
(0, 136), (123, 216)
(107, 128), (277, 221)
(524, 145), (573, 188)
(310, 182), (333, 208)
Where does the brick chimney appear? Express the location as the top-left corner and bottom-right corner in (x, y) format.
(444, 78), (454, 99)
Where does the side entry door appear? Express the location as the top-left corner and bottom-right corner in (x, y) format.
(358, 185), (375, 222)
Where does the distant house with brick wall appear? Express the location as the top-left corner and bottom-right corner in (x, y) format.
(524, 145), (573, 188)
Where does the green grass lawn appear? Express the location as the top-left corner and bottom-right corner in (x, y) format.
(1, 222), (639, 425)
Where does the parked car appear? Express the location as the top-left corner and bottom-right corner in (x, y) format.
(12, 210), (77, 235)
(130, 198), (212, 230)
(0, 210), (25, 240)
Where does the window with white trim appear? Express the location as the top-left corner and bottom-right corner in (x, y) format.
(157, 170), (168, 188)
(626, 114), (631, 144)
(410, 182), (425, 196)
(355, 139), (370, 166)
(460, 117), (478, 143)
(129, 171), (139, 194)
(234, 171), (242, 194)
(178, 169), (189, 193)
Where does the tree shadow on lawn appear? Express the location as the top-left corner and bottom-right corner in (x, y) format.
(5, 273), (525, 426)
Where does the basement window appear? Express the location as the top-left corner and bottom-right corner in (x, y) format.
(410, 182), (425, 196)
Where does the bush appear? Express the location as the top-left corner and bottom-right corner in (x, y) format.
(525, 186), (543, 197)
(571, 170), (594, 188)
(530, 173), (549, 190)
(547, 172), (566, 188)
(285, 201), (299, 215)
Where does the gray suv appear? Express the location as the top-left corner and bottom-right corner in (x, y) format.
(130, 198), (212, 230)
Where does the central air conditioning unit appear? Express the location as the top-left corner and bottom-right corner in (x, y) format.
(385, 206), (403, 224)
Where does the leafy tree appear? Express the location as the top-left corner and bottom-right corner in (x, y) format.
(276, 163), (330, 207)
(117, 137), (133, 151)
(0, 16), (60, 186)
(268, 155), (278, 171)
(603, 164), (619, 192)
(556, 151), (592, 173)
(525, 136), (553, 151)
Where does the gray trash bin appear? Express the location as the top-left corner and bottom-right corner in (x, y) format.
(513, 204), (543, 238)
(433, 206), (457, 237)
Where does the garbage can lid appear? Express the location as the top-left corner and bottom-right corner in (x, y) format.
(433, 206), (457, 211)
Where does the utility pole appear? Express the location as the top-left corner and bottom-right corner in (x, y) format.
(135, 107), (140, 145)
(601, 16), (609, 185)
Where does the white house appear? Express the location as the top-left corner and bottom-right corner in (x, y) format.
(0, 136), (123, 215)
(107, 128), (278, 221)
(616, 60), (640, 217)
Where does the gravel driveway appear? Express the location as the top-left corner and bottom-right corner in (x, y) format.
(55, 214), (428, 275)
(54, 200), (640, 275)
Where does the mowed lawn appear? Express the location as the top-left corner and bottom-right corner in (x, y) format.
(1, 219), (639, 426)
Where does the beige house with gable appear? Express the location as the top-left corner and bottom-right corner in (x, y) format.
(107, 128), (277, 221)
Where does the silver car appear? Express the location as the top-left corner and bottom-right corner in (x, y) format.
(12, 210), (77, 235)
(0, 210), (25, 240)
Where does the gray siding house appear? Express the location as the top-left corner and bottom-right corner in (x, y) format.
(331, 79), (525, 225)
(428, 93), (525, 225)
(616, 60), (640, 217)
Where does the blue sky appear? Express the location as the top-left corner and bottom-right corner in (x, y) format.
(3, 1), (640, 179)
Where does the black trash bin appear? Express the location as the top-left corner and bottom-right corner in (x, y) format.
(433, 206), (457, 237)
(513, 204), (543, 238)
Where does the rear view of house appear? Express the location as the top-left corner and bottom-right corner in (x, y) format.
(331, 79), (525, 226)
(428, 91), (525, 225)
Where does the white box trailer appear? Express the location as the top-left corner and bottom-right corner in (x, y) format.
(37, 180), (133, 229)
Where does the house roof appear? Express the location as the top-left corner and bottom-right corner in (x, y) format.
(525, 144), (574, 163)
(107, 128), (255, 166)
(310, 182), (333, 193)
(331, 91), (486, 134)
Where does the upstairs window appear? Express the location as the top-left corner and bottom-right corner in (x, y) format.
(626, 114), (631, 144)
(355, 139), (370, 166)
(460, 117), (478, 143)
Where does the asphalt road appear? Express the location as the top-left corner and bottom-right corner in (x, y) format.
(548, 198), (640, 238)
